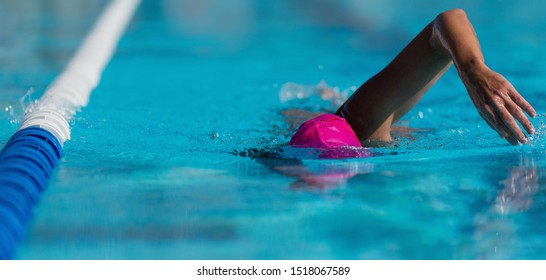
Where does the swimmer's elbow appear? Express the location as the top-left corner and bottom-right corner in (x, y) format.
(437, 8), (467, 21)
(433, 8), (469, 35)
(430, 8), (469, 54)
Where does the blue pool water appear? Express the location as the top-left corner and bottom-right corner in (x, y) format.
(2, 0), (546, 259)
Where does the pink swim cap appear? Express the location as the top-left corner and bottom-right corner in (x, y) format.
(290, 114), (368, 159)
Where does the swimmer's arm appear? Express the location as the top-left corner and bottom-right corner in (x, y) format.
(432, 9), (536, 144)
(337, 8), (535, 145)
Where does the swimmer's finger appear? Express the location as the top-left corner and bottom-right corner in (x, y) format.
(499, 123), (519, 145)
(495, 104), (528, 144)
(492, 115), (519, 145)
(508, 85), (536, 117)
(479, 107), (514, 144)
(497, 122), (519, 145)
(505, 98), (536, 135)
(480, 106), (518, 144)
(479, 110), (503, 137)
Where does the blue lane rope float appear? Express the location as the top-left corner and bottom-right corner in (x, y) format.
(0, 0), (140, 259)
(0, 128), (62, 259)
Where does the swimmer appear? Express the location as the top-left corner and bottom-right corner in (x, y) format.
(290, 9), (537, 149)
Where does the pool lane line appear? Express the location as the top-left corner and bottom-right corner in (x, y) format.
(0, 0), (140, 259)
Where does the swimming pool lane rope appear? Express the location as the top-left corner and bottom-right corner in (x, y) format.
(0, 0), (140, 259)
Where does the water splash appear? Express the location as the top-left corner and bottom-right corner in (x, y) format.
(19, 87), (37, 115)
(4, 105), (17, 125)
(524, 113), (546, 154)
(3, 87), (37, 125)
(278, 80), (356, 110)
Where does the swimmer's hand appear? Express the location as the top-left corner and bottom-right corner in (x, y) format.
(459, 62), (536, 145)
